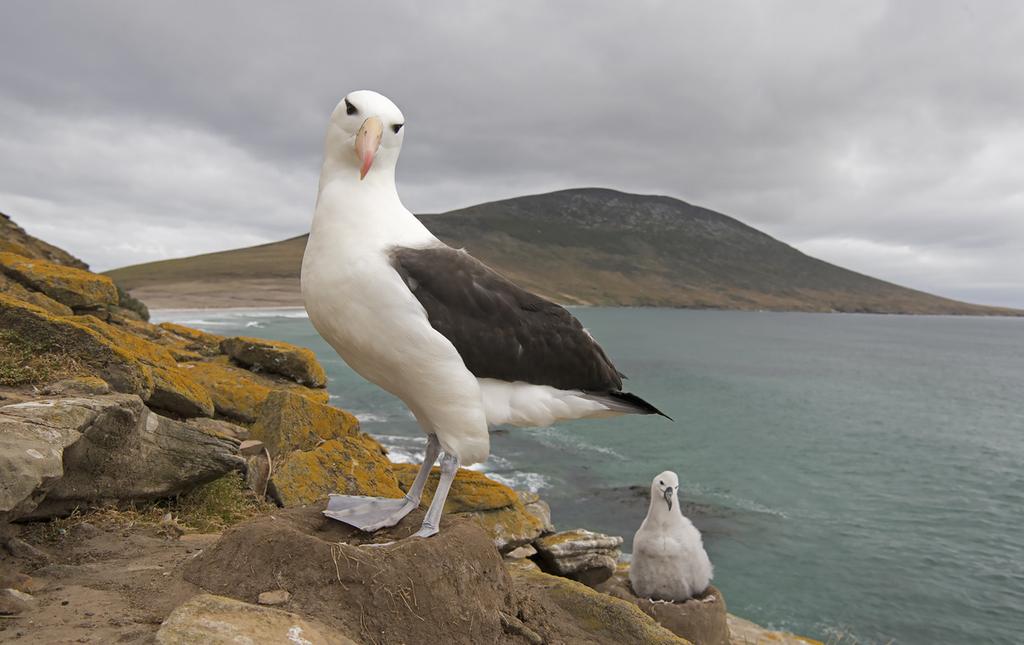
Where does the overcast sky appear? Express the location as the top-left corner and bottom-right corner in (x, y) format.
(2, 1), (1022, 306)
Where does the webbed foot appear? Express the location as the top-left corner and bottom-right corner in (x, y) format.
(323, 494), (417, 532)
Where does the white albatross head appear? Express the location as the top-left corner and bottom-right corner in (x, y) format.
(650, 470), (680, 512)
(324, 90), (406, 182)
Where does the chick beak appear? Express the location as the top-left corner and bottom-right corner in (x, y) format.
(355, 116), (383, 180)
(663, 486), (673, 511)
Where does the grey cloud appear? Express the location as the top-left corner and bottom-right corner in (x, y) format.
(1, 0), (1022, 306)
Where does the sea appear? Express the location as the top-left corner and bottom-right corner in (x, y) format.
(153, 307), (1024, 645)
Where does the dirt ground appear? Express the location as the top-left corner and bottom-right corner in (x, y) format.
(0, 519), (217, 644)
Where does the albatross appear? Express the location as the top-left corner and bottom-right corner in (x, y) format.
(302, 90), (668, 538)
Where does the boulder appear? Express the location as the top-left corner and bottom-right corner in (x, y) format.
(0, 588), (36, 615)
(148, 365), (215, 418)
(157, 593), (355, 645)
(391, 463), (519, 513)
(157, 322), (226, 357)
(519, 490), (555, 533)
(250, 390), (359, 459)
(0, 295), (151, 395)
(0, 251), (118, 310)
(510, 566), (688, 645)
(597, 571), (729, 645)
(7, 394), (245, 519)
(182, 358), (328, 423)
(0, 272), (72, 316)
(272, 434), (403, 506)
(40, 376), (111, 396)
(185, 417), (250, 441)
(535, 529), (624, 587)
(221, 336), (327, 387)
(466, 501), (547, 553)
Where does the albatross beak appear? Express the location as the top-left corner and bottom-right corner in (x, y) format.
(663, 487), (673, 511)
(355, 116), (383, 180)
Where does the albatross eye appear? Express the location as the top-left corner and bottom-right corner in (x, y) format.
(345, 99), (357, 116)
(658, 480), (664, 486)
(392, 123), (404, 134)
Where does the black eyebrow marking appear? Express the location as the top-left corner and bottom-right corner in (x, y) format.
(392, 123), (404, 134)
(345, 99), (357, 115)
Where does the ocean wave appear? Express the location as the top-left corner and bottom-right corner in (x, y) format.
(486, 471), (548, 493)
(352, 411), (390, 424)
(687, 482), (789, 519)
(530, 426), (625, 459)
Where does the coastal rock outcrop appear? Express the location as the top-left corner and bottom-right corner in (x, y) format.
(272, 434), (404, 505)
(534, 528), (624, 587)
(250, 390), (359, 459)
(182, 358), (328, 423)
(1, 394), (245, 520)
(221, 335), (327, 388)
(0, 251), (118, 311)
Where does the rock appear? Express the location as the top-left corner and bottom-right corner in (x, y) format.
(148, 364), (215, 418)
(40, 376), (111, 396)
(535, 528), (624, 587)
(510, 566), (687, 644)
(244, 448), (272, 498)
(726, 614), (825, 645)
(392, 463), (519, 513)
(466, 501), (547, 553)
(272, 434), (403, 506)
(156, 593), (355, 645)
(506, 544), (538, 559)
(0, 572), (44, 594)
(0, 588), (36, 615)
(221, 336), (327, 387)
(157, 322), (226, 357)
(0, 295), (151, 395)
(0, 252), (118, 310)
(506, 558), (541, 574)
(250, 390), (359, 459)
(0, 214), (88, 269)
(597, 571), (729, 645)
(7, 394), (245, 519)
(182, 358), (328, 423)
(184, 417), (249, 441)
(257, 589), (290, 606)
(1, 537), (51, 562)
(520, 491), (555, 533)
(239, 439), (265, 456)
(0, 272), (73, 315)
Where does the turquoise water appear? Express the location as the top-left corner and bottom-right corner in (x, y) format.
(156, 308), (1024, 644)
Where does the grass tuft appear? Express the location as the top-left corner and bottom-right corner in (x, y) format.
(0, 329), (85, 386)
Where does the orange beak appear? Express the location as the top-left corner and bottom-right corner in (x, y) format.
(355, 116), (383, 180)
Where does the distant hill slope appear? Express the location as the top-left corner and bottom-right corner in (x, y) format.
(107, 188), (1021, 315)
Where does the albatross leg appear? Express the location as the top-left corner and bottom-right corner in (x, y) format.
(412, 451), (460, 538)
(323, 434), (441, 531)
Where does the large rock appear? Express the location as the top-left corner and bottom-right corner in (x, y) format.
(392, 464), (519, 513)
(0, 252), (118, 310)
(182, 358), (329, 423)
(535, 528), (624, 587)
(0, 213), (88, 269)
(157, 322), (226, 357)
(272, 434), (403, 506)
(221, 336), (327, 387)
(467, 501), (547, 553)
(184, 503), (684, 645)
(157, 593), (356, 645)
(597, 570), (729, 645)
(0, 295), (151, 395)
(0, 272), (72, 316)
(519, 490), (556, 533)
(4, 394), (245, 519)
(251, 390), (359, 459)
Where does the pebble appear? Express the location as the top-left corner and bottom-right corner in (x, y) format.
(257, 589), (290, 606)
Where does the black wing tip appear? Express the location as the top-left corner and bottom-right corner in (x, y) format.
(606, 391), (674, 421)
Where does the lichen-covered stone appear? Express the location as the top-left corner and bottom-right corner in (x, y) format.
(40, 376), (110, 396)
(467, 501), (547, 552)
(0, 294), (152, 396)
(182, 358), (328, 423)
(221, 336), (327, 387)
(148, 364), (215, 418)
(597, 572), (729, 645)
(520, 490), (555, 533)
(0, 252), (118, 310)
(392, 463), (519, 513)
(272, 434), (403, 506)
(0, 272), (72, 316)
(158, 322), (226, 357)
(535, 529), (624, 587)
(510, 566), (688, 644)
(156, 593), (356, 645)
(250, 390), (359, 459)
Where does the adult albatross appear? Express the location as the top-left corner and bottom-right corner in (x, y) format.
(302, 90), (668, 538)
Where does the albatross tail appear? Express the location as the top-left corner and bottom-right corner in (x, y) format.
(585, 391), (673, 420)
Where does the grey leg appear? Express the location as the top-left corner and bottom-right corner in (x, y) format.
(412, 450), (460, 538)
(323, 434), (441, 531)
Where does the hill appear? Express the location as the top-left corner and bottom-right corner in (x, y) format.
(107, 188), (1021, 315)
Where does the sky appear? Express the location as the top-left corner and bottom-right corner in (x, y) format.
(1, 1), (1022, 307)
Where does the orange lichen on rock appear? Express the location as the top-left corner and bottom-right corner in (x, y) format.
(272, 435), (404, 506)
(148, 365), (216, 418)
(0, 251), (118, 310)
(250, 390), (360, 459)
(220, 336), (327, 388)
(0, 272), (72, 316)
(183, 358), (328, 423)
(391, 463), (519, 514)
(158, 322), (226, 357)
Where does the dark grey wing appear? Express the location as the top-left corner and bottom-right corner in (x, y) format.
(390, 245), (624, 391)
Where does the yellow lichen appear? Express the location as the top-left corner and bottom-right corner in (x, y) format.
(183, 358), (328, 423)
(250, 390), (361, 459)
(391, 463), (519, 513)
(157, 322), (226, 356)
(0, 251), (118, 309)
(273, 436), (404, 506)
(149, 364), (215, 417)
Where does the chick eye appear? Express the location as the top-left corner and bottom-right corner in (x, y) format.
(659, 480), (664, 485)
(345, 99), (358, 116)
(392, 123), (404, 134)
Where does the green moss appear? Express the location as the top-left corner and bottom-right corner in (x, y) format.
(174, 472), (270, 532)
(0, 328), (84, 386)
